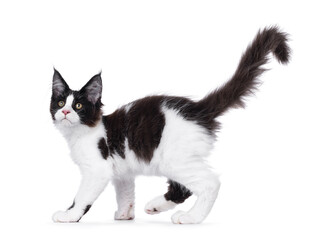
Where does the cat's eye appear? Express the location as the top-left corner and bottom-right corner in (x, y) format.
(58, 101), (65, 107)
(75, 103), (82, 109)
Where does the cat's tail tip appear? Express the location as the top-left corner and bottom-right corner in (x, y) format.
(262, 25), (291, 64)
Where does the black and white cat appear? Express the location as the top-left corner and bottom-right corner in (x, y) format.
(50, 26), (290, 224)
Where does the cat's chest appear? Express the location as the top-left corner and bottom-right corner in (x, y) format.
(67, 128), (105, 165)
(69, 138), (95, 165)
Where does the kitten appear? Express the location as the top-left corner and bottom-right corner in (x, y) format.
(50, 26), (290, 224)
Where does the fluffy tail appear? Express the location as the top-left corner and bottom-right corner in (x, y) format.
(197, 26), (290, 119)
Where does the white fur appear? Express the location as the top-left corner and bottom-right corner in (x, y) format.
(124, 102), (133, 113)
(113, 178), (135, 220)
(145, 195), (177, 214)
(53, 103), (220, 224)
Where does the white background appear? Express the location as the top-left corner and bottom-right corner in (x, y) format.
(0, 0), (319, 239)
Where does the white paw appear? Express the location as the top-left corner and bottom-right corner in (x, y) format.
(171, 211), (198, 224)
(52, 210), (80, 223)
(114, 204), (135, 220)
(145, 196), (177, 215)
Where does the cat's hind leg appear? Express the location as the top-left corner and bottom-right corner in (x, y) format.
(168, 164), (221, 224)
(144, 180), (192, 215)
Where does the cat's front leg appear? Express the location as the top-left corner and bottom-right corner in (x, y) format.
(53, 162), (112, 223)
(113, 177), (135, 220)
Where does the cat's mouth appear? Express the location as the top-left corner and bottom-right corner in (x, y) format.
(61, 117), (72, 124)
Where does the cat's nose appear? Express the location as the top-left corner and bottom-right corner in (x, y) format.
(62, 109), (71, 115)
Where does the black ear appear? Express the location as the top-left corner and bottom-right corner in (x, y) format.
(52, 68), (70, 96)
(80, 72), (102, 104)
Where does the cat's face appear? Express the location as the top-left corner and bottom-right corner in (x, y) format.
(50, 69), (103, 128)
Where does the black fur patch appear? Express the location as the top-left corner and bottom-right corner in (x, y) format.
(76, 204), (92, 222)
(67, 201), (75, 210)
(102, 96), (166, 162)
(164, 180), (192, 204)
(98, 138), (109, 159)
(83, 205), (92, 215)
(102, 108), (127, 159)
(126, 96), (165, 161)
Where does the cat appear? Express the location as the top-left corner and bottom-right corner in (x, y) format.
(50, 26), (290, 224)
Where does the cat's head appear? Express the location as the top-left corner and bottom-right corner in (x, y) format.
(50, 69), (103, 128)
